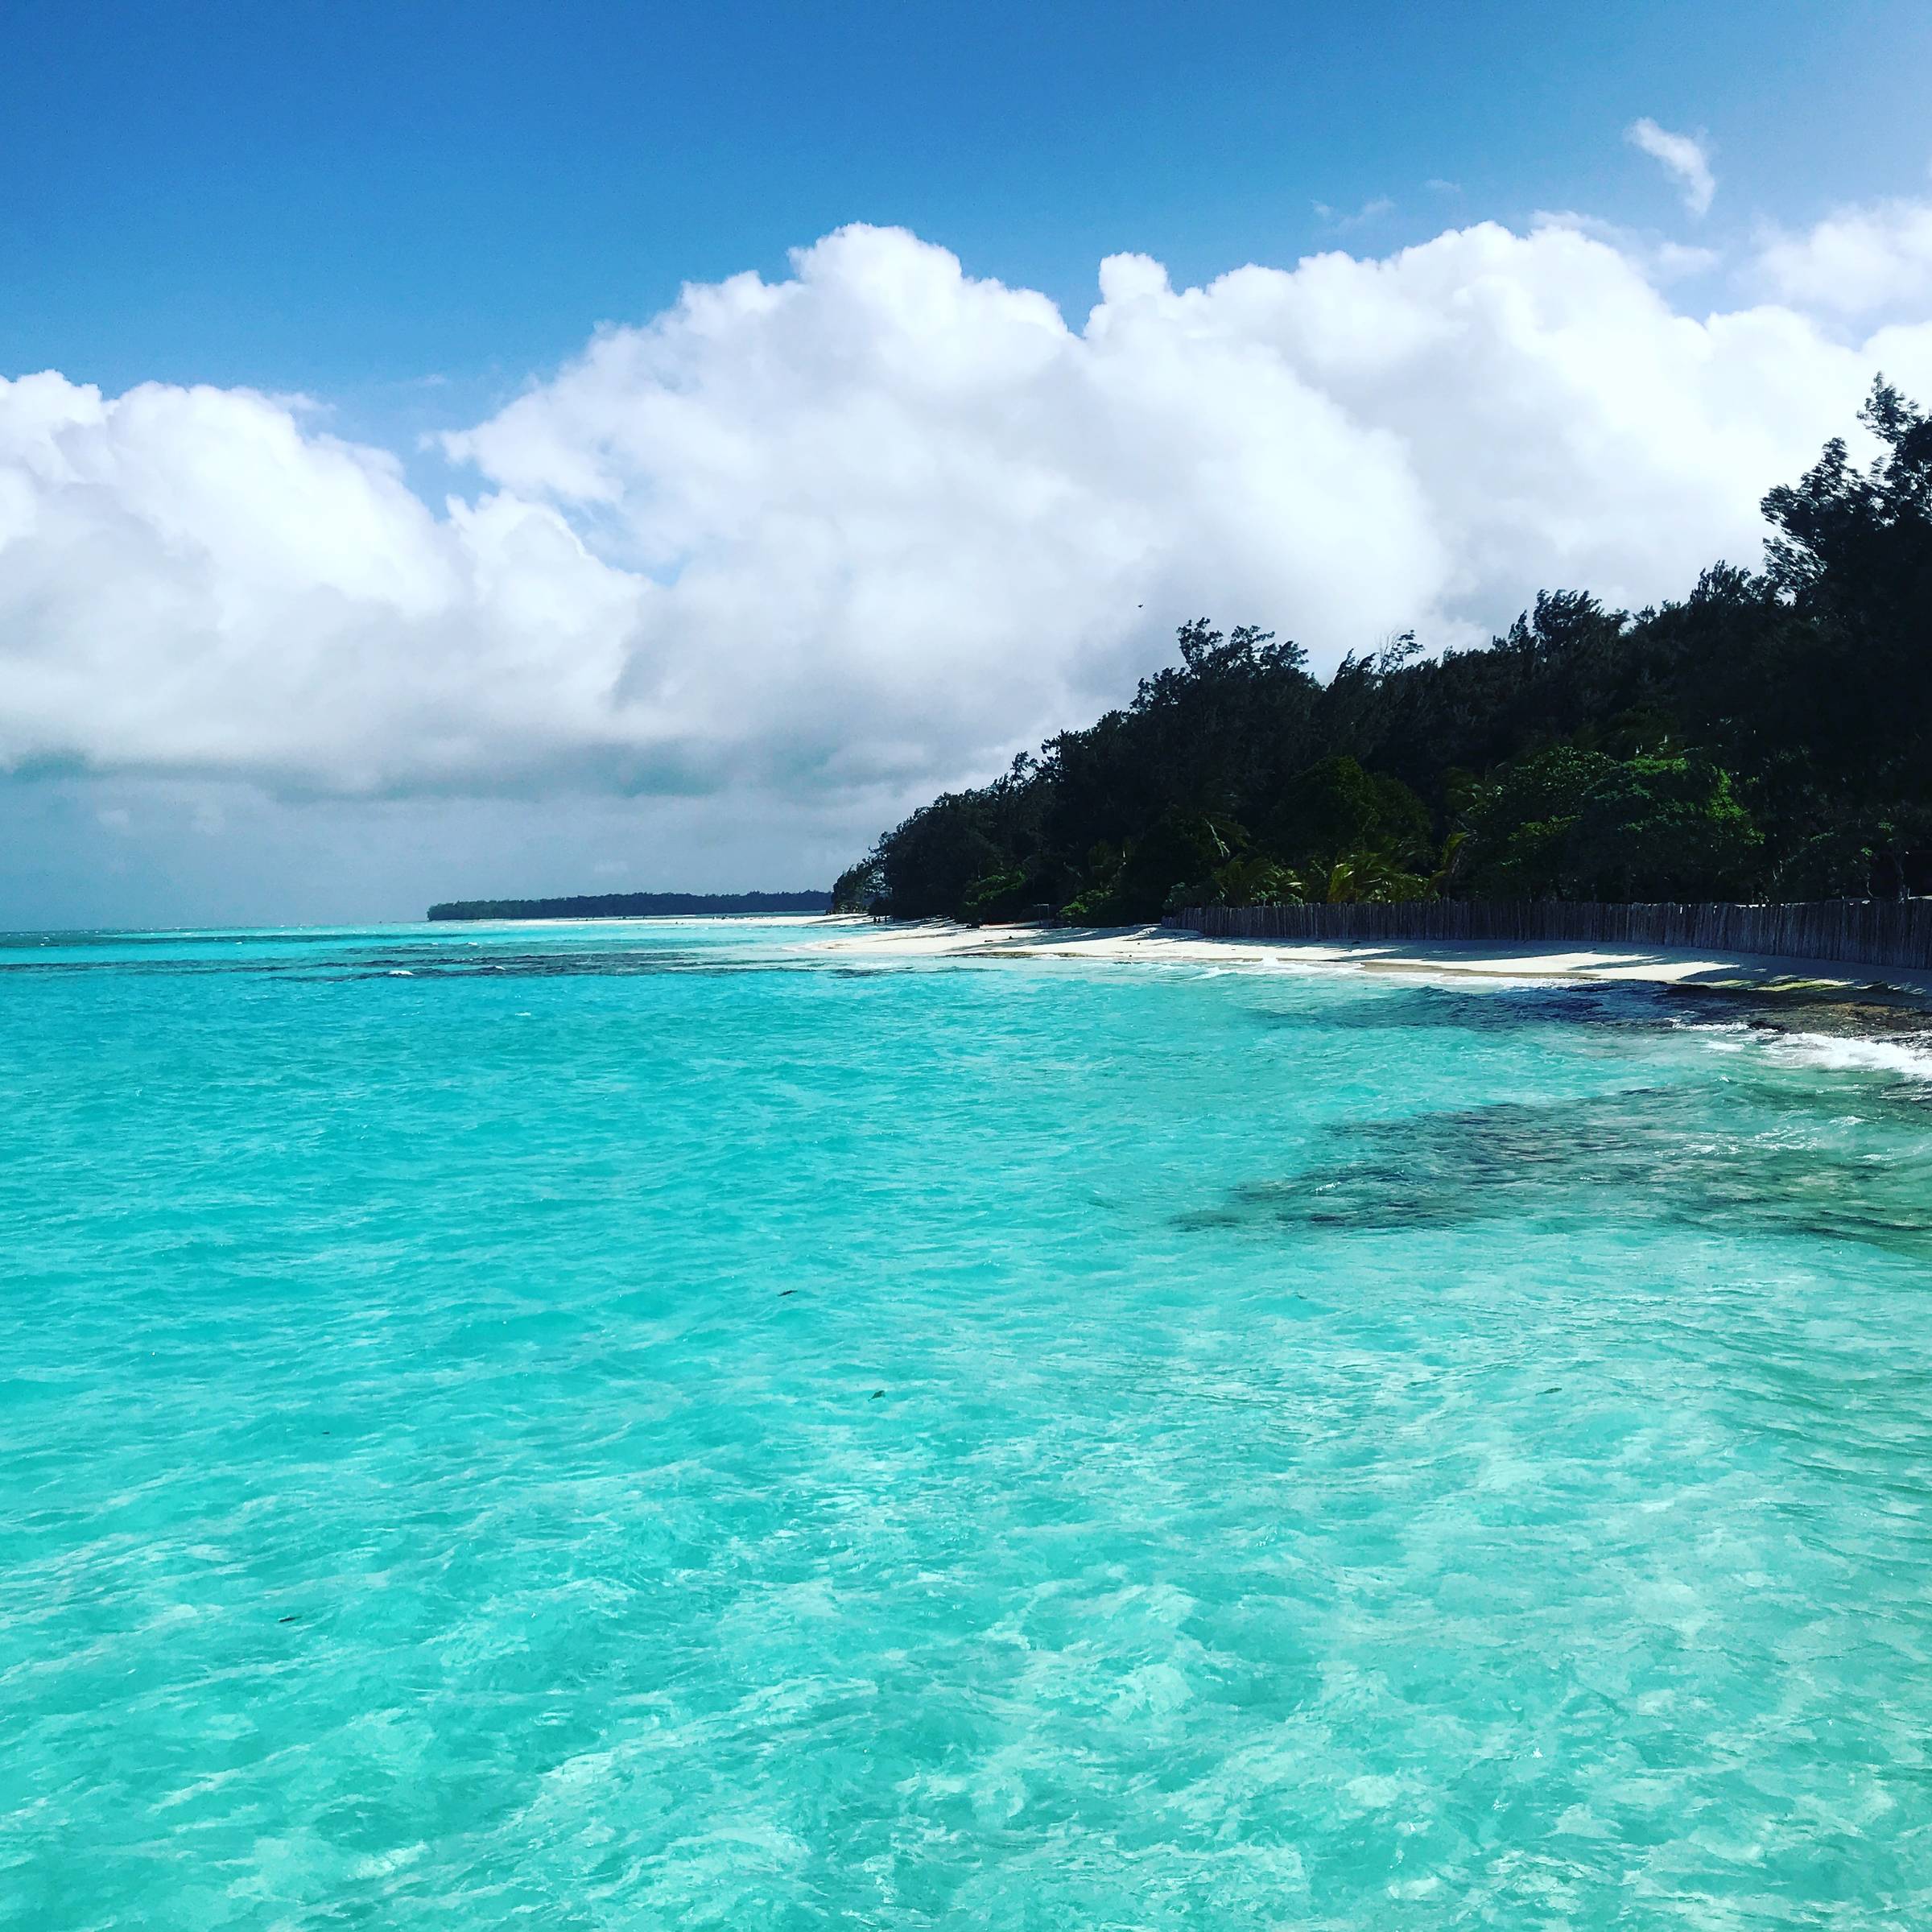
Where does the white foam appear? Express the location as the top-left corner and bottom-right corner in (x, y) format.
(1681, 1017), (1932, 1083)
(1765, 1031), (1932, 1082)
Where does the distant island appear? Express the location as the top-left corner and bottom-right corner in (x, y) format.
(427, 891), (832, 922)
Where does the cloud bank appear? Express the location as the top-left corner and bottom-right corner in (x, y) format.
(1757, 196), (1932, 320)
(5, 213), (1932, 821)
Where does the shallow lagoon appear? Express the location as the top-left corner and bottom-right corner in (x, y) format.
(4, 919), (1930, 1927)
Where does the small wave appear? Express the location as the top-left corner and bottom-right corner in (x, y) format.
(1679, 1016), (1932, 1084)
(1765, 1031), (1932, 1083)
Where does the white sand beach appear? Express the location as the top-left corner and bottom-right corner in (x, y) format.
(811, 917), (1932, 1011)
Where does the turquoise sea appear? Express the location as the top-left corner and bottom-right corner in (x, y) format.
(4, 917), (1931, 1930)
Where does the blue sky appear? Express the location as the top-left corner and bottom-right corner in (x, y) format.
(6, 0), (1929, 411)
(4, 1), (1932, 927)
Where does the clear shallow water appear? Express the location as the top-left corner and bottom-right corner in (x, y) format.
(3, 919), (1931, 1930)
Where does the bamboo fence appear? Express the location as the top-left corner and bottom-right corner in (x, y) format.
(1166, 900), (1932, 972)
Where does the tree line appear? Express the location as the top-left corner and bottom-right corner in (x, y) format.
(834, 382), (1932, 923)
(429, 891), (833, 921)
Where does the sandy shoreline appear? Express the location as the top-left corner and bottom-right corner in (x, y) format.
(810, 917), (1932, 1044)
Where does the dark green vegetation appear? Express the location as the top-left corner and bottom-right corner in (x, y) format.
(836, 383), (1932, 923)
(429, 891), (832, 922)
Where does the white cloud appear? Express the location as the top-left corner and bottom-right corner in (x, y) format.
(1626, 118), (1715, 218)
(1314, 197), (1396, 232)
(1530, 211), (1719, 283)
(0, 373), (651, 795)
(1756, 197), (1932, 320)
(2, 218), (1929, 831)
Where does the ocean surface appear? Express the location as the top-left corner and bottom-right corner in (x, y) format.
(4, 918), (1931, 1930)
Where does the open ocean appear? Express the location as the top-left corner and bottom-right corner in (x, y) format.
(4, 917), (1931, 1929)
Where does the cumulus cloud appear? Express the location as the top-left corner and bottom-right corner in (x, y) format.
(1529, 210), (1719, 283)
(2, 219), (1929, 820)
(1756, 196), (1932, 320)
(1626, 118), (1716, 218)
(0, 374), (650, 794)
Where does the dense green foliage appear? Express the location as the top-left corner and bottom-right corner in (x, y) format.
(429, 891), (832, 921)
(836, 382), (1932, 923)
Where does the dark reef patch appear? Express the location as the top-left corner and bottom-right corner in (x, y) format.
(1183, 1080), (1932, 1254)
(1244, 982), (1663, 1038)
